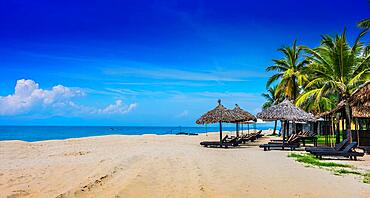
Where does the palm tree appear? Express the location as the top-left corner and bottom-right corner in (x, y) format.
(358, 18), (370, 29)
(298, 29), (370, 141)
(358, 19), (370, 65)
(266, 40), (309, 101)
(261, 85), (283, 135)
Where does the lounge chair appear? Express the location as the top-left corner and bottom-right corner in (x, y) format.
(270, 132), (317, 146)
(268, 134), (299, 144)
(305, 139), (348, 153)
(239, 134), (255, 143)
(200, 135), (241, 148)
(297, 132), (318, 146)
(259, 134), (300, 151)
(237, 130), (263, 143)
(309, 142), (365, 160)
(252, 130), (263, 139)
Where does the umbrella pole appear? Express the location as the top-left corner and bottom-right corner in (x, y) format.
(219, 121), (223, 144)
(236, 123), (239, 137)
(283, 121), (287, 144)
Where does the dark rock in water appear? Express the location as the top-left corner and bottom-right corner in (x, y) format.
(176, 132), (198, 136)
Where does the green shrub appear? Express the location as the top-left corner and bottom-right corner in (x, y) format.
(288, 153), (352, 168)
(363, 173), (370, 184)
(334, 169), (362, 175)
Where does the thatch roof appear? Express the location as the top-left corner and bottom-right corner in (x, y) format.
(231, 104), (257, 122)
(318, 81), (370, 118)
(349, 81), (370, 118)
(196, 100), (242, 124)
(257, 99), (316, 122)
(349, 81), (370, 106)
(352, 101), (370, 118)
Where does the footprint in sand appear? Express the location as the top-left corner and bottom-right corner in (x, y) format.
(64, 151), (91, 156)
(7, 189), (30, 198)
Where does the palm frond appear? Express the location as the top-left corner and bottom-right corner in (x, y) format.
(358, 18), (370, 29)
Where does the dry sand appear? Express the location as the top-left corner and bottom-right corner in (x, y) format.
(0, 132), (369, 198)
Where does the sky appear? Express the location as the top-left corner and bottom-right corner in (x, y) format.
(0, 0), (369, 126)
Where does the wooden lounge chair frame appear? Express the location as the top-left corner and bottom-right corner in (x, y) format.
(305, 139), (348, 153)
(200, 135), (241, 148)
(310, 142), (365, 160)
(259, 134), (300, 151)
(270, 133), (317, 146)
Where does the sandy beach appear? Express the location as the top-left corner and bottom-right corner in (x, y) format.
(0, 132), (369, 198)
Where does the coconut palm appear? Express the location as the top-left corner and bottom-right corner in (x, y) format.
(261, 85), (283, 135)
(357, 18), (370, 55)
(358, 18), (370, 29)
(358, 18), (370, 55)
(266, 40), (309, 101)
(298, 29), (370, 141)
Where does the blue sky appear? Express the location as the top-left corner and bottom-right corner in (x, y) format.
(0, 0), (369, 126)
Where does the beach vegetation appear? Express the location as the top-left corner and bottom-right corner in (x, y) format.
(298, 29), (370, 139)
(288, 153), (370, 184)
(334, 169), (362, 175)
(334, 170), (370, 184)
(287, 153), (352, 168)
(266, 40), (308, 102)
(363, 173), (370, 184)
(263, 19), (370, 142)
(358, 18), (370, 29)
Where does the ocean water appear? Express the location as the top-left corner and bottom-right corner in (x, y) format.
(0, 124), (279, 142)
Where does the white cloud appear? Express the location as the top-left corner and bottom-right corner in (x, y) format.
(96, 100), (137, 114)
(103, 66), (266, 82)
(0, 79), (137, 116)
(176, 110), (189, 118)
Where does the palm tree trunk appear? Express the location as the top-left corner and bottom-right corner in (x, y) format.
(273, 120), (277, 135)
(292, 78), (297, 101)
(335, 114), (340, 144)
(219, 121), (223, 143)
(344, 103), (352, 142)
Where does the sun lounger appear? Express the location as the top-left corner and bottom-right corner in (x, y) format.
(251, 130), (263, 139)
(259, 134), (300, 151)
(256, 130), (263, 138)
(309, 142), (365, 160)
(239, 134), (255, 143)
(305, 139), (348, 153)
(270, 132), (317, 146)
(259, 142), (300, 151)
(269, 133), (297, 144)
(200, 135), (241, 148)
(237, 130), (263, 143)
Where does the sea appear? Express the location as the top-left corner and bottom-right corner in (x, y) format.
(0, 124), (279, 142)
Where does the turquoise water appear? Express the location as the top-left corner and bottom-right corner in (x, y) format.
(0, 124), (279, 142)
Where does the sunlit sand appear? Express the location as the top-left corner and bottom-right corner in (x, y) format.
(1, 132), (369, 198)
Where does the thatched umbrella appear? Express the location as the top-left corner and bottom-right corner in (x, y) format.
(257, 99), (315, 122)
(231, 104), (257, 136)
(257, 98), (315, 141)
(196, 100), (241, 143)
(232, 104), (257, 122)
